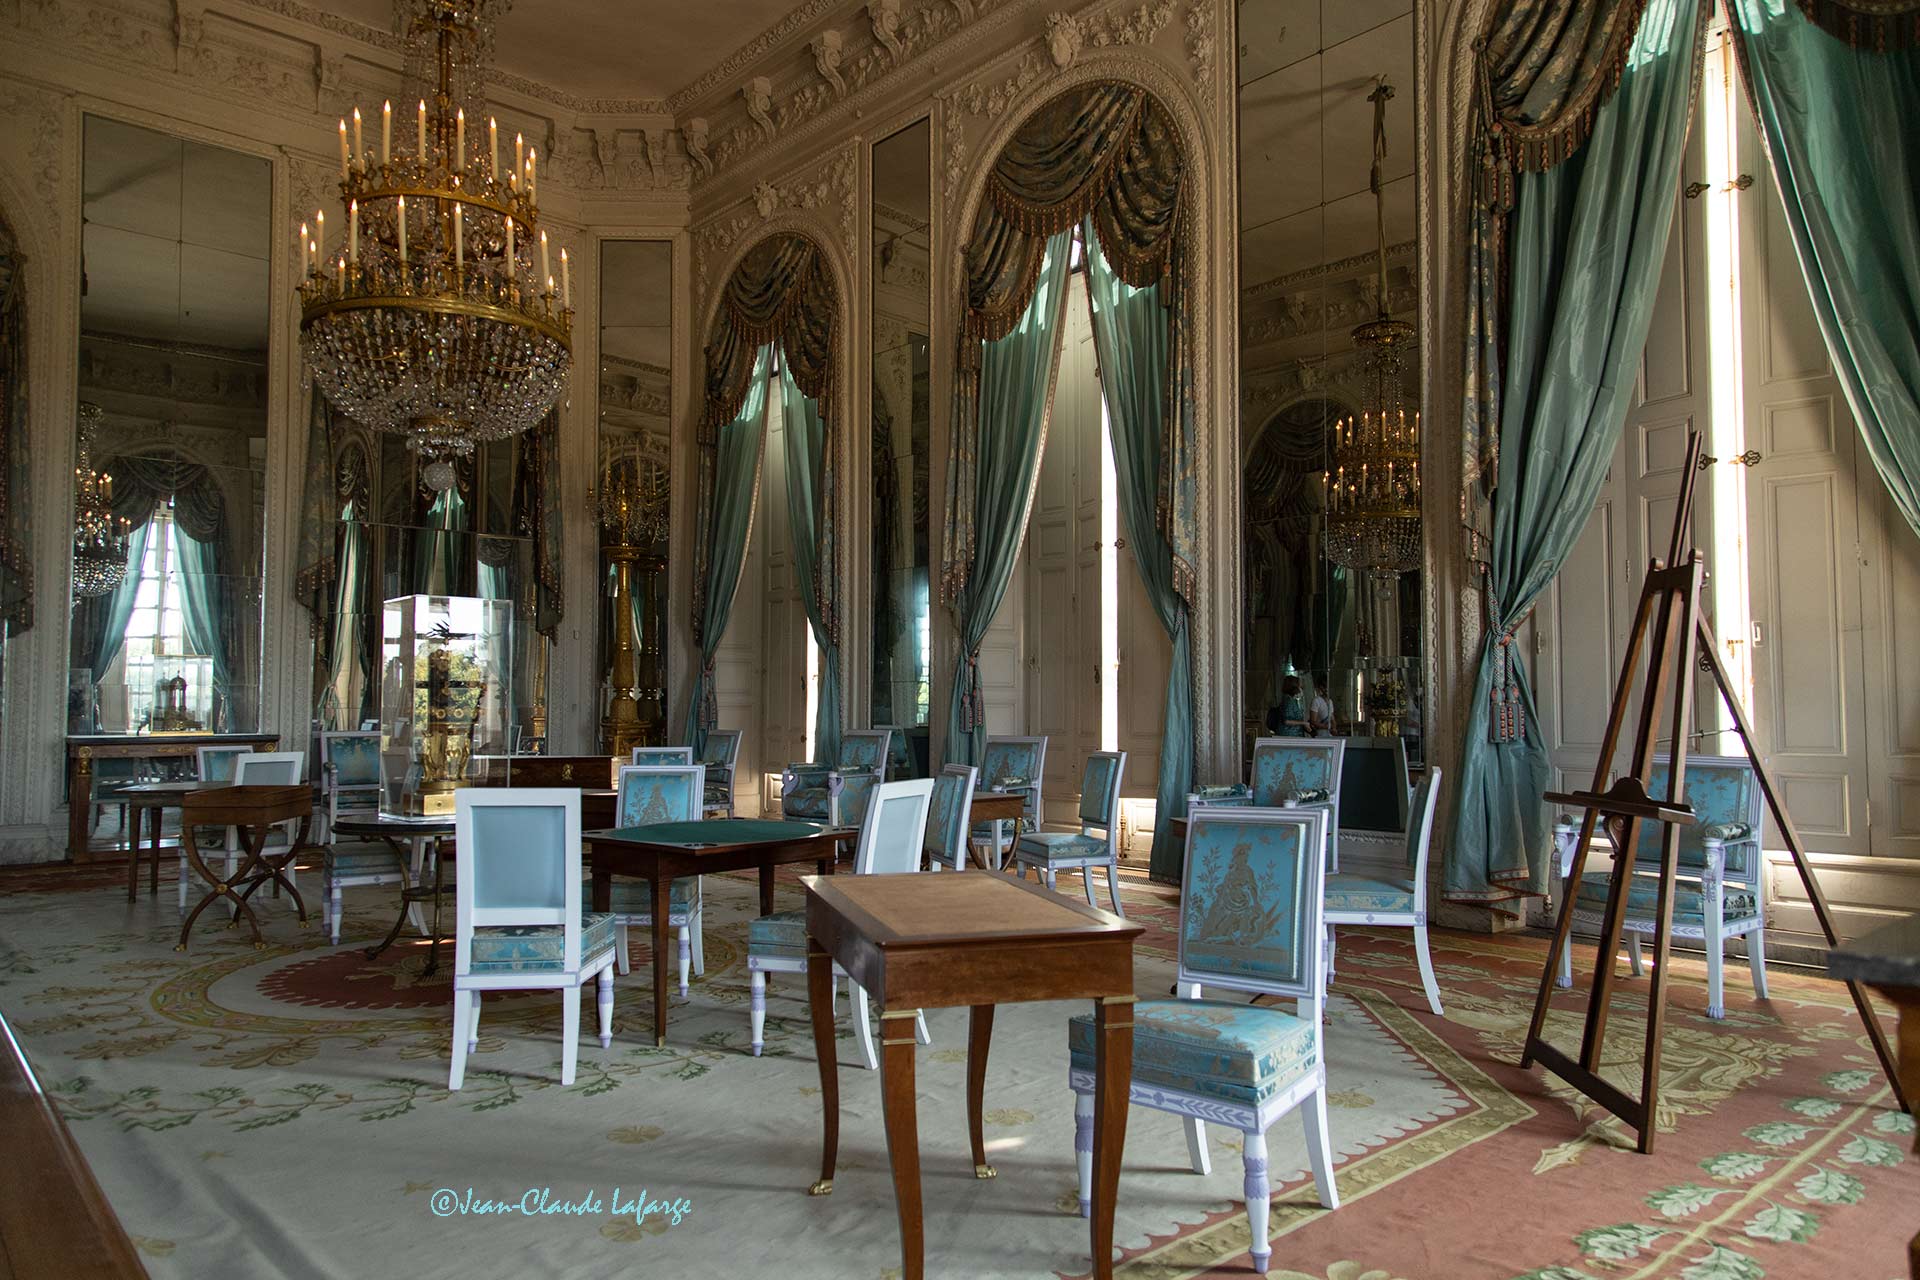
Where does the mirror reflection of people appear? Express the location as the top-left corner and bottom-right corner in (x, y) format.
(1308, 675), (1336, 738)
(1266, 675), (1309, 737)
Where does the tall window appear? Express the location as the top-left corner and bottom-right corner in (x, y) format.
(120, 507), (185, 728)
(1072, 224), (1123, 753)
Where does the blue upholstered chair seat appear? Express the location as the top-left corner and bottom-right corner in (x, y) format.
(1576, 873), (1758, 924)
(587, 876), (696, 916)
(785, 787), (831, 819)
(748, 907), (808, 959)
(324, 846), (409, 878)
(467, 913), (616, 974)
(1068, 998), (1318, 1108)
(1324, 874), (1417, 914)
(1014, 831), (1107, 861)
(703, 783), (730, 804)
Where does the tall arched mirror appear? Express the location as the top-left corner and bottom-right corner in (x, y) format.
(70, 116), (271, 742)
(869, 119), (932, 778)
(1239, 4), (1424, 821)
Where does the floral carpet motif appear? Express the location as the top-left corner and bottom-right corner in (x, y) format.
(0, 859), (1912, 1278)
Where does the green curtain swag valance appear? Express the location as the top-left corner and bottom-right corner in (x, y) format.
(1788, 0), (1920, 48)
(1728, 0), (1920, 538)
(1446, 0), (1708, 912)
(0, 230), (31, 636)
(1464, 0), (1664, 543)
(100, 452), (228, 549)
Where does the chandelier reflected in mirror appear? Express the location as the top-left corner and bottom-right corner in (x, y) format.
(297, 0), (571, 491)
(71, 402), (131, 599)
(1324, 77), (1421, 576)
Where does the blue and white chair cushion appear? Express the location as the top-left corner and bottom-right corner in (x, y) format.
(1573, 874), (1758, 926)
(466, 914), (617, 974)
(1014, 832), (1108, 862)
(747, 908), (807, 959)
(1068, 999), (1317, 1108)
(1323, 875), (1417, 915)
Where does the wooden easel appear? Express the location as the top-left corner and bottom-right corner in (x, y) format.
(1523, 430), (1910, 1154)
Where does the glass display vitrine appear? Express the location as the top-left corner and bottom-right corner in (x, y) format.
(380, 595), (513, 814)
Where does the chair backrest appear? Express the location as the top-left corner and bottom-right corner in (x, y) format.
(1337, 736), (1410, 833)
(631, 746), (695, 767)
(1403, 769), (1441, 907)
(196, 745), (253, 783)
(1627, 753), (1764, 882)
(854, 778), (937, 876)
(323, 732), (382, 790)
(980, 735), (1047, 822)
(697, 729), (742, 769)
(1249, 737), (1344, 808)
(454, 789), (582, 975)
(1078, 751), (1127, 830)
(234, 752), (305, 786)
(837, 729), (893, 774)
(1178, 806), (1329, 1003)
(925, 764), (978, 869)
(876, 726), (914, 779)
(614, 764), (705, 827)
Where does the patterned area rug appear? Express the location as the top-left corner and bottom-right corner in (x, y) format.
(0, 859), (1912, 1279)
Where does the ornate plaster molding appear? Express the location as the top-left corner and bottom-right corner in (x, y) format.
(691, 142), (858, 302)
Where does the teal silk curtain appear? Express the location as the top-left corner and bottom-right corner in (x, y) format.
(173, 525), (231, 729)
(319, 507), (368, 729)
(80, 521), (151, 690)
(1463, 0), (1670, 545)
(1447, 0), (1706, 909)
(293, 385), (337, 627)
(685, 345), (772, 753)
(1084, 222), (1195, 884)
(1730, 0), (1920, 538)
(414, 485), (468, 596)
(942, 231), (1071, 765)
(780, 363), (843, 764)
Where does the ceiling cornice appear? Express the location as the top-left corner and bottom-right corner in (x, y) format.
(664, 0), (845, 113)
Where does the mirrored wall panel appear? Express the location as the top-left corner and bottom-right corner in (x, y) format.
(311, 431), (547, 745)
(870, 120), (932, 778)
(69, 116), (269, 737)
(596, 240), (673, 755)
(1238, 4), (1424, 795)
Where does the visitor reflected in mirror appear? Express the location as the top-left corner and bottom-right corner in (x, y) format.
(1266, 674), (1309, 737)
(1308, 678), (1336, 738)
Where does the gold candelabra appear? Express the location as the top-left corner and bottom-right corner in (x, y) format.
(595, 456), (669, 756)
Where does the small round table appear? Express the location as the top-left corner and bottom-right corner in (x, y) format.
(331, 812), (457, 975)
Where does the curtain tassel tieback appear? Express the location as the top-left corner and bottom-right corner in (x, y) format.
(699, 657), (719, 731)
(1484, 575), (1526, 744)
(959, 650), (985, 734)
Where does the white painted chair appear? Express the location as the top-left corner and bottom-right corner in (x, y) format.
(1250, 737), (1346, 871)
(972, 734), (1047, 868)
(783, 728), (893, 829)
(923, 764), (977, 871)
(195, 745), (253, 783)
(696, 729), (743, 818)
(594, 764), (706, 997)
(1011, 751), (1127, 915)
(630, 746), (694, 767)
(1069, 805), (1339, 1273)
(1324, 769), (1444, 1017)
(1553, 753), (1768, 1019)
(449, 789), (617, 1089)
(318, 732), (406, 945)
(748, 778), (935, 1067)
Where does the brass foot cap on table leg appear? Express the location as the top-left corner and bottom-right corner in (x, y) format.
(807, 1179), (833, 1196)
(974, 1164), (997, 1180)
(655, 1036), (666, 1047)
(253, 941), (266, 951)
(173, 943), (187, 953)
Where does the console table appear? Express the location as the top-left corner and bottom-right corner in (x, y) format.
(67, 732), (279, 860)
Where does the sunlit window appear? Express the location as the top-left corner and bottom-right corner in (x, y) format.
(119, 508), (186, 730)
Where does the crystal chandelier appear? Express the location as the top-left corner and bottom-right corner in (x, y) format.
(71, 402), (131, 599)
(298, 0), (571, 492)
(1324, 78), (1421, 576)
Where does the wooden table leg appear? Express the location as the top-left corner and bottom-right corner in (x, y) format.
(125, 805), (142, 902)
(807, 945), (839, 1197)
(760, 862), (776, 916)
(879, 1007), (924, 1280)
(149, 804), (161, 896)
(968, 1004), (996, 1179)
(650, 873), (672, 1046)
(1090, 994), (1134, 1280)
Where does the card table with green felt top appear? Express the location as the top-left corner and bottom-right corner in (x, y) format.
(584, 819), (856, 1046)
